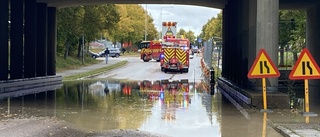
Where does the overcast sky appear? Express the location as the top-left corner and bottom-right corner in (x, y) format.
(141, 4), (221, 36)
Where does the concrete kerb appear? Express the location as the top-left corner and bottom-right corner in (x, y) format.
(78, 60), (129, 80)
(57, 58), (128, 80)
(269, 123), (297, 137)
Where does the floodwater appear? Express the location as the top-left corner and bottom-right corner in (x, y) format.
(1, 79), (314, 137)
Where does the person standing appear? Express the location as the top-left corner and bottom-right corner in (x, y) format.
(121, 47), (126, 55)
(104, 48), (110, 64)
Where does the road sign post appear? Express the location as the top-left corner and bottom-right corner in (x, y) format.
(248, 49), (280, 112)
(289, 48), (320, 117)
(262, 78), (267, 109)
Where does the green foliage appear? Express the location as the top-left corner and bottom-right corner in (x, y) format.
(200, 11), (222, 41)
(279, 10), (306, 65)
(57, 4), (158, 57)
(177, 29), (196, 44)
(114, 4), (158, 46)
(177, 29), (186, 37)
(57, 7), (84, 53)
(185, 30), (196, 44)
(56, 53), (100, 72)
(57, 4), (120, 55)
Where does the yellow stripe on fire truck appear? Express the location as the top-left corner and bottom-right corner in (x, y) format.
(164, 48), (174, 62)
(176, 49), (186, 64)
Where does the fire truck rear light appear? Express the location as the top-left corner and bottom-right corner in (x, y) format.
(160, 54), (164, 58)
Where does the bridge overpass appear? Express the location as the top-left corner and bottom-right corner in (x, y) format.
(1, 0), (320, 109)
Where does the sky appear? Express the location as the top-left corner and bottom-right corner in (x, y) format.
(141, 4), (221, 36)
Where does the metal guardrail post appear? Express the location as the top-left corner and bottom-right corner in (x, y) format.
(210, 69), (215, 95)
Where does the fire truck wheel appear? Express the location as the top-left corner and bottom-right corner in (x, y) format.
(156, 60), (160, 62)
(164, 69), (167, 73)
(161, 67), (164, 72)
(143, 55), (149, 62)
(184, 69), (189, 72)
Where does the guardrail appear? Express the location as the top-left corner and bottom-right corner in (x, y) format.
(0, 76), (62, 99)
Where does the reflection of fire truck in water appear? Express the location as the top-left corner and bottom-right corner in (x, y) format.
(159, 79), (190, 121)
(139, 79), (191, 121)
(160, 38), (190, 73)
(139, 40), (162, 62)
(139, 80), (161, 100)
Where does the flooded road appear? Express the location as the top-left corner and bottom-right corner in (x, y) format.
(94, 55), (203, 82)
(3, 55), (320, 136)
(0, 79), (292, 137)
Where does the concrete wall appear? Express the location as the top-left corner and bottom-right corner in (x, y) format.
(307, 4), (320, 108)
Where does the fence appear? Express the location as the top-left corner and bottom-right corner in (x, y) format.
(202, 39), (214, 70)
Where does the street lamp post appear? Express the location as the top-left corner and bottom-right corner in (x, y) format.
(144, 4), (147, 41)
(159, 6), (173, 39)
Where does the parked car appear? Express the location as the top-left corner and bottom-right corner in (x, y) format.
(89, 47), (121, 59)
(100, 48), (121, 58)
(189, 54), (194, 59)
(191, 45), (199, 53)
(89, 50), (100, 59)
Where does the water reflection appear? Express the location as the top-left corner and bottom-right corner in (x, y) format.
(0, 79), (306, 137)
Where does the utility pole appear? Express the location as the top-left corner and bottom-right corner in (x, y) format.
(158, 6), (173, 40)
(145, 4), (147, 41)
(82, 35), (84, 65)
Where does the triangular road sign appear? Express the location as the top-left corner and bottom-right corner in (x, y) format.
(248, 49), (280, 78)
(289, 48), (320, 80)
(165, 27), (173, 36)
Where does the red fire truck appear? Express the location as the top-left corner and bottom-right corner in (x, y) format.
(139, 21), (178, 62)
(139, 40), (162, 62)
(160, 38), (190, 73)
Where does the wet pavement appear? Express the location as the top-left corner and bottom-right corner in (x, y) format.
(0, 79), (306, 137)
(1, 55), (320, 136)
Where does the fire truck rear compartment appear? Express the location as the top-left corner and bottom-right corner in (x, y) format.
(162, 48), (188, 73)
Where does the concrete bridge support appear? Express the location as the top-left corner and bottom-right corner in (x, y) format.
(10, 0), (24, 79)
(222, 0), (279, 91)
(0, 0), (9, 80)
(24, 0), (37, 78)
(254, 0), (279, 91)
(0, 1), (56, 81)
(37, 3), (48, 77)
(47, 7), (57, 76)
(222, 0), (247, 85)
(307, 4), (320, 107)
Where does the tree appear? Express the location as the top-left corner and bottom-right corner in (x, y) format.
(114, 4), (157, 48)
(57, 4), (120, 58)
(279, 10), (306, 66)
(57, 7), (84, 58)
(177, 29), (186, 37)
(185, 30), (196, 44)
(200, 11), (222, 41)
(177, 29), (196, 44)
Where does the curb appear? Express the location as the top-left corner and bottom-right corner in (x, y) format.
(80, 61), (129, 79)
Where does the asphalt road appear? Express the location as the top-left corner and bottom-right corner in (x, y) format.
(95, 54), (203, 82)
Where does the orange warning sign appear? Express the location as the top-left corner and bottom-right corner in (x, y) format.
(289, 48), (320, 80)
(165, 27), (173, 36)
(248, 49), (280, 78)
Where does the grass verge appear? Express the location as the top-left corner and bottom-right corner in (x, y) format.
(63, 60), (128, 81)
(56, 55), (101, 72)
